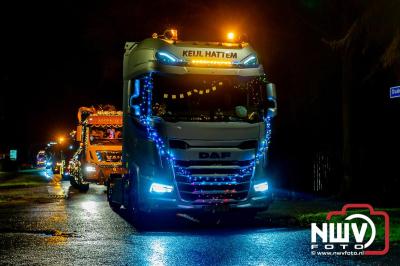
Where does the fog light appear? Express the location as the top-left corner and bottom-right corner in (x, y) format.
(254, 181), (268, 192)
(85, 165), (96, 172)
(150, 183), (173, 193)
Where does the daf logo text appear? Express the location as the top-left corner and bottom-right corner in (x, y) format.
(198, 152), (231, 159)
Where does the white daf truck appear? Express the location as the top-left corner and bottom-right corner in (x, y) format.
(107, 30), (277, 220)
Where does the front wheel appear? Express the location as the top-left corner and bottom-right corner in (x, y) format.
(107, 182), (121, 211)
(125, 181), (147, 227)
(70, 168), (89, 192)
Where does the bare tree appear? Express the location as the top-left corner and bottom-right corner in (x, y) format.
(328, 1), (400, 195)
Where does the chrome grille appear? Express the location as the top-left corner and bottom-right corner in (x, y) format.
(174, 160), (254, 203)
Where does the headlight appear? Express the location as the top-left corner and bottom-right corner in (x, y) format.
(254, 181), (268, 192)
(85, 165), (97, 172)
(155, 51), (180, 64)
(46, 161), (52, 166)
(149, 183), (174, 193)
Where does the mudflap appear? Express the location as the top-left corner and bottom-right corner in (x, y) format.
(109, 174), (124, 205)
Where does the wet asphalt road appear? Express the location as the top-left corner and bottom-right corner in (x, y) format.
(0, 171), (398, 265)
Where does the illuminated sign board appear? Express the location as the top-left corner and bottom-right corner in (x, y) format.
(87, 116), (123, 125)
(9, 150), (17, 161)
(390, 86), (400, 99)
(182, 50), (238, 59)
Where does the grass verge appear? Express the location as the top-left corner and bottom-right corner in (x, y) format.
(0, 174), (47, 189)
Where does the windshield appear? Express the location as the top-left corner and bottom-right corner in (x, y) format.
(151, 75), (267, 122)
(89, 126), (122, 145)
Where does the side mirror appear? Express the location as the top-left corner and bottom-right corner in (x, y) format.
(76, 125), (82, 142)
(266, 83), (277, 118)
(129, 79), (141, 117)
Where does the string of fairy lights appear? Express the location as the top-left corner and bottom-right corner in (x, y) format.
(137, 73), (273, 170)
(139, 74), (176, 163)
(162, 81), (224, 100)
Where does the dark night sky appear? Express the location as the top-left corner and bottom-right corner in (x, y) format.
(1, 0), (352, 147)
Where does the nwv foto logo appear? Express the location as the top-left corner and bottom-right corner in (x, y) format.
(310, 204), (389, 256)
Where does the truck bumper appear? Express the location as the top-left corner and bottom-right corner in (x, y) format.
(138, 192), (273, 213)
(84, 166), (124, 184)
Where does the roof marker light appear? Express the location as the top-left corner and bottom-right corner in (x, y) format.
(227, 32), (235, 41)
(164, 29), (178, 40)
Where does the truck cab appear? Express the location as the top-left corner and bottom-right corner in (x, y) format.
(108, 30), (277, 219)
(69, 106), (123, 191)
(36, 150), (47, 168)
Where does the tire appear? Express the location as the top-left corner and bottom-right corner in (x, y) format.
(107, 182), (121, 211)
(242, 209), (259, 220)
(69, 173), (79, 188)
(70, 168), (89, 192)
(78, 182), (90, 192)
(125, 180), (147, 227)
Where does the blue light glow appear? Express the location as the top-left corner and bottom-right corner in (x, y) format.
(243, 55), (256, 65)
(255, 116), (272, 162)
(132, 105), (141, 116)
(133, 79), (140, 97)
(156, 51), (178, 64)
(149, 182), (174, 193)
(254, 181), (269, 192)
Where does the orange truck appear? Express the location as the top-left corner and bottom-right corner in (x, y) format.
(69, 105), (123, 191)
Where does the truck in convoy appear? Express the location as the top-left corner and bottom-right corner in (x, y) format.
(69, 105), (123, 191)
(36, 150), (47, 168)
(107, 29), (277, 220)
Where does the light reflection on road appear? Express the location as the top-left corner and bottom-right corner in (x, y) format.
(81, 200), (99, 214)
(38, 169), (52, 180)
(42, 172), (69, 245)
(148, 239), (166, 266)
(1, 172), (398, 265)
(44, 234), (68, 245)
(47, 174), (65, 197)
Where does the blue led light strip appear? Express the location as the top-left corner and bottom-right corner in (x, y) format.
(139, 74), (176, 162)
(255, 116), (272, 162)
